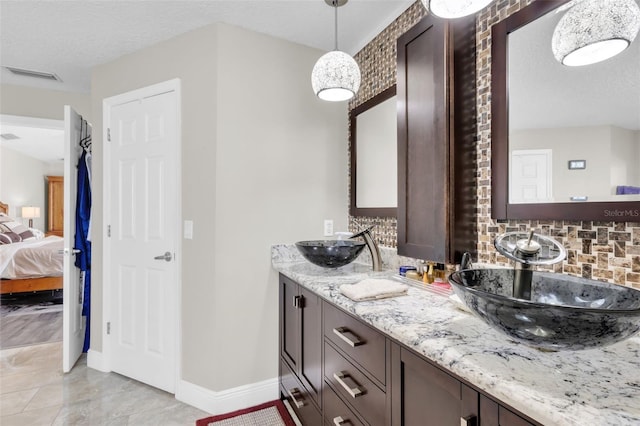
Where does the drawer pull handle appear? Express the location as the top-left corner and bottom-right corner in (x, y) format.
(333, 416), (351, 425)
(287, 387), (305, 408)
(333, 371), (363, 399)
(333, 327), (364, 347)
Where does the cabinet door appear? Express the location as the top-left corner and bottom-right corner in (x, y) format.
(391, 344), (478, 426)
(396, 15), (477, 264)
(397, 15), (450, 262)
(300, 286), (322, 405)
(280, 275), (323, 407)
(280, 275), (299, 371)
(479, 394), (537, 426)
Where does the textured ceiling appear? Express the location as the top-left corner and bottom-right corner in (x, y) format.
(0, 0), (414, 94)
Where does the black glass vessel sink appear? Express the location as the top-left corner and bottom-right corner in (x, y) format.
(449, 269), (640, 350)
(295, 240), (366, 268)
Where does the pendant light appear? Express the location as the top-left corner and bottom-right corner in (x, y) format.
(552, 0), (640, 66)
(311, 0), (361, 101)
(420, 0), (495, 19)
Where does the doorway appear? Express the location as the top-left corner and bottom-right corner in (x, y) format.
(103, 79), (181, 393)
(510, 149), (553, 203)
(0, 115), (65, 350)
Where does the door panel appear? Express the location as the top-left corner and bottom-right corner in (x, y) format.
(62, 106), (85, 373)
(107, 84), (178, 393)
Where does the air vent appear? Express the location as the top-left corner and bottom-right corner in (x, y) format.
(0, 133), (20, 140)
(4, 66), (62, 82)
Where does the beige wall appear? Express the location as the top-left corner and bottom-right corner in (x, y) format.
(91, 22), (348, 392)
(610, 127), (640, 189)
(511, 126), (612, 201)
(0, 147), (48, 230)
(512, 126), (640, 201)
(0, 84), (91, 121)
(0, 85), (89, 229)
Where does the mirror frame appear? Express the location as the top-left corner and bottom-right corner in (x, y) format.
(349, 84), (397, 218)
(491, 0), (640, 221)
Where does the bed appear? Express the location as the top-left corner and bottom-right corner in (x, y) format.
(0, 201), (63, 294)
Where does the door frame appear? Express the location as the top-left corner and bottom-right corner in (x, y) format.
(102, 78), (182, 389)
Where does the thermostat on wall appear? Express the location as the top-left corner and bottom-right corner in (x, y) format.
(568, 160), (586, 170)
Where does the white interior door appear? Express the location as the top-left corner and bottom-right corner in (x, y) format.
(63, 105), (85, 372)
(510, 149), (553, 203)
(105, 82), (179, 393)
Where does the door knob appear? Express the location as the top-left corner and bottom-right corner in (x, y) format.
(59, 248), (81, 255)
(154, 252), (173, 262)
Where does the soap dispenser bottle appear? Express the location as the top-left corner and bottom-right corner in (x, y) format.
(423, 262), (435, 284)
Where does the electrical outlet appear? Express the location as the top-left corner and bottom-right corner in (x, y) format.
(323, 219), (334, 237)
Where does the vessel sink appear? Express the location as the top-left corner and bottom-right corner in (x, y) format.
(448, 269), (640, 350)
(295, 240), (366, 268)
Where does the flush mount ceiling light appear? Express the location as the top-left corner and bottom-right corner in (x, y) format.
(420, 0), (495, 19)
(311, 0), (361, 102)
(552, 0), (640, 66)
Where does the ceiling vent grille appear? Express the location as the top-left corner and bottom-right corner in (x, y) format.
(4, 66), (62, 82)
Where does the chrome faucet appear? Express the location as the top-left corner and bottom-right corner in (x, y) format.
(494, 230), (566, 300)
(350, 226), (382, 272)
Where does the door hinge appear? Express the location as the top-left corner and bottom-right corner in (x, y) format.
(107, 128), (111, 142)
(107, 225), (111, 237)
(107, 322), (111, 335)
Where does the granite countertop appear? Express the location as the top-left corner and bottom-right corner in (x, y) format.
(271, 244), (640, 426)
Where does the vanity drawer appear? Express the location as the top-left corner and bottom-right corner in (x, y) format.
(324, 342), (386, 426)
(323, 384), (366, 426)
(323, 301), (387, 385)
(280, 359), (322, 426)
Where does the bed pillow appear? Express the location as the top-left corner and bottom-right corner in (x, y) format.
(30, 228), (45, 240)
(0, 230), (21, 244)
(0, 217), (35, 241)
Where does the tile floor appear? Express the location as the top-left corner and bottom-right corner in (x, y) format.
(0, 342), (210, 425)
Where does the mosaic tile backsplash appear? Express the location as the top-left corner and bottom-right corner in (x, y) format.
(348, 0), (639, 288)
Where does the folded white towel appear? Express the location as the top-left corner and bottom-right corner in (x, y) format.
(340, 279), (409, 302)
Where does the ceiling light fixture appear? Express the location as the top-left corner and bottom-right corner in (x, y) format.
(420, 0), (495, 19)
(552, 0), (640, 66)
(311, 0), (361, 102)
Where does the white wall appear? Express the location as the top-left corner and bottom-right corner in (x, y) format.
(0, 146), (48, 231)
(92, 22), (348, 393)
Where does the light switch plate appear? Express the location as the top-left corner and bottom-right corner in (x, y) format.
(184, 220), (193, 239)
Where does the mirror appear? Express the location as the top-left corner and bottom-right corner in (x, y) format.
(491, 1), (640, 221)
(349, 85), (397, 217)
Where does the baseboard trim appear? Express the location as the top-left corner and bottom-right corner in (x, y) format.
(176, 376), (279, 414)
(86, 349), (110, 372)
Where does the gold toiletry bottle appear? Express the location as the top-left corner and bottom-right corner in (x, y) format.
(423, 262), (435, 284)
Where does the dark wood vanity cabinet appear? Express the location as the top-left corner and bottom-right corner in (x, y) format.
(391, 344), (538, 426)
(278, 274), (538, 426)
(323, 301), (391, 426)
(279, 274), (322, 424)
(396, 14), (477, 264)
